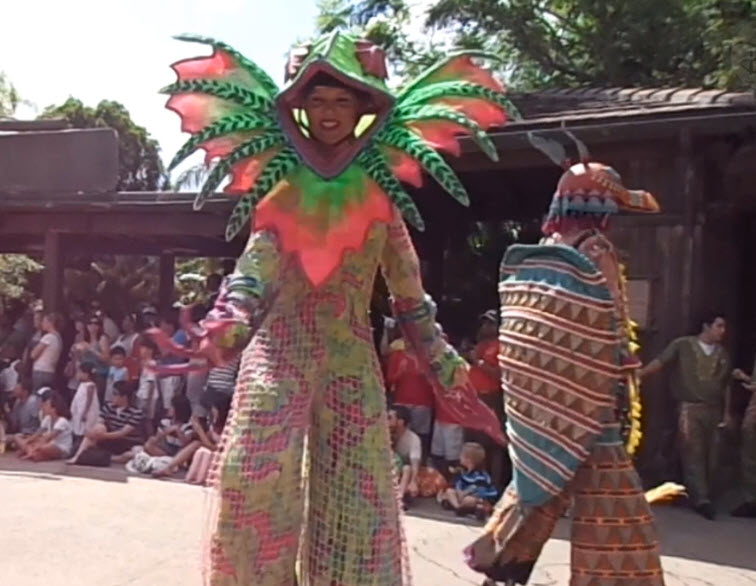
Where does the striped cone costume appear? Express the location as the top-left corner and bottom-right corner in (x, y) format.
(465, 132), (667, 585)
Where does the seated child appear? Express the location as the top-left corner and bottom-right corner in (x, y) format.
(437, 442), (498, 520)
(153, 390), (231, 482)
(136, 338), (159, 436)
(6, 376), (41, 440)
(17, 389), (73, 461)
(142, 394), (193, 458)
(70, 362), (100, 449)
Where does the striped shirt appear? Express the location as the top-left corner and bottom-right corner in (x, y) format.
(455, 469), (498, 501)
(206, 356), (240, 395)
(100, 402), (144, 442)
(162, 420), (195, 448)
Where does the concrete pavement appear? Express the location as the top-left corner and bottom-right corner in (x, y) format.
(1, 455), (754, 585)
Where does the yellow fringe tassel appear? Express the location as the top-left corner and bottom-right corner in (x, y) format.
(619, 263), (642, 455)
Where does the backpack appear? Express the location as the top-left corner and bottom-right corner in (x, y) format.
(75, 446), (111, 467)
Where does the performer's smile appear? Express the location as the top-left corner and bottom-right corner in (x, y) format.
(303, 84), (360, 146)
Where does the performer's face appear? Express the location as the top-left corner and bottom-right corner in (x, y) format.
(303, 85), (360, 146)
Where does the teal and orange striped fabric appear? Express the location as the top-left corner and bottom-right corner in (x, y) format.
(499, 244), (621, 506)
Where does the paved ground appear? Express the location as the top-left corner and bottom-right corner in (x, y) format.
(2, 455), (755, 585)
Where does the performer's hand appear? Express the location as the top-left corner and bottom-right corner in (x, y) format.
(146, 324), (239, 371)
(742, 382), (756, 393)
(733, 368), (750, 382)
(197, 336), (226, 368)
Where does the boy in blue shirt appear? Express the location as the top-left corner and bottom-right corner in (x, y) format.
(438, 442), (498, 520)
(104, 346), (129, 403)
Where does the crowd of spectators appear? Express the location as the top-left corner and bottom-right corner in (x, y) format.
(0, 273), (235, 486)
(382, 312), (505, 519)
(1, 285), (505, 519)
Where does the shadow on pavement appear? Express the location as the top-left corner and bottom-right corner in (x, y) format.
(0, 453), (129, 484)
(3, 453), (753, 573)
(404, 498), (482, 528)
(546, 501), (756, 572)
(410, 495), (756, 572)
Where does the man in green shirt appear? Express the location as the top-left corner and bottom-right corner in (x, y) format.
(640, 312), (731, 520)
(730, 363), (756, 517)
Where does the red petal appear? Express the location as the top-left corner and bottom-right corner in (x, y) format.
(254, 181), (395, 287)
(224, 148), (279, 195)
(172, 50), (236, 80)
(407, 121), (465, 157)
(166, 94), (239, 134)
(424, 55), (504, 92)
(435, 98), (507, 130)
(383, 147), (423, 188)
(198, 132), (262, 165)
(171, 49), (256, 88)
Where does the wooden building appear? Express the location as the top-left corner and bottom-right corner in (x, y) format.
(429, 87), (756, 480)
(0, 120), (243, 313)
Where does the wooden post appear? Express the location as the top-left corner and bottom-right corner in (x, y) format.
(42, 231), (63, 313)
(677, 128), (704, 333)
(159, 254), (175, 314)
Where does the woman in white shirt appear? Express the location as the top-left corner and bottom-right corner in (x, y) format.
(136, 338), (160, 436)
(69, 362), (100, 442)
(30, 313), (63, 391)
(75, 315), (110, 401)
(17, 389), (73, 461)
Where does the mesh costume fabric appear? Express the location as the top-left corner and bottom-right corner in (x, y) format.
(204, 212), (488, 586)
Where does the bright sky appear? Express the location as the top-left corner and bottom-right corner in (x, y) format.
(1, 0), (319, 171)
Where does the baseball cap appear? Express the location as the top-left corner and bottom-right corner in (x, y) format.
(36, 386), (53, 401)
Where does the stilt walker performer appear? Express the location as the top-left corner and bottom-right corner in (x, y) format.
(156, 32), (512, 585)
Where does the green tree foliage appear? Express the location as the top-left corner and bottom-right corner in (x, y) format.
(0, 76), (42, 309)
(315, 0), (443, 79)
(0, 255), (43, 305)
(316, 0), (756, 91)
(0, 72), (22, 117)
(63, 255), (223, 315)
(40, 98), (167, 191)
(427, 0), (756, 90)
(64, 256), (158, 317)
(316, 0), (354, 32)
(175, 257), (221, 306)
